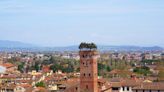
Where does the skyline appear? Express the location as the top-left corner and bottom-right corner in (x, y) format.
(0, 0), (164, 47)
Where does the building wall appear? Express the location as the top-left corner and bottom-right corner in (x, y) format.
(120, 87), (133, 92)
(79, 50), (99, 92)
(102, 88), (112, 92)
(64, 86), (79, 92)
(15, 86), (26, 92)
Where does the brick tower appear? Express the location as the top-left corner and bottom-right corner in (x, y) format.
(79, 49), (99, 92)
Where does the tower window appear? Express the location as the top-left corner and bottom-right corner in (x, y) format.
(84, 73), (85, 77)
(86, 85), (88, 89)
(89, 73), (91, 77)
(86, 62), (88, 66)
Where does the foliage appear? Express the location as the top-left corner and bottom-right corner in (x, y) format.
(49, 56), (79, 73)
(98, 63), (111, 76)
(106, 66), (111, 72)
(156, 61), (164, 81)
(35, 81), (46, 87)
(79, 42), (97, 50)
(34, 62), (40, 72)
(133, 66), (151, 76)
(18, 62), (25, 73)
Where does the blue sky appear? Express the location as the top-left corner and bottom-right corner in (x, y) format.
(0, 0), (164, 47)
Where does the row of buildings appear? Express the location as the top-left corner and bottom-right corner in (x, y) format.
(0, 49), (164, 92)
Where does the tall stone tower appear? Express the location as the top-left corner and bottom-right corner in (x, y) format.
(79, 43), (99, 92)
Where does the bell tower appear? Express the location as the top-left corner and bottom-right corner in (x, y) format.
(79, 43), (99, 92)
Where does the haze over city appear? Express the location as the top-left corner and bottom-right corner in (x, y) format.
(0, 0), (164, 47)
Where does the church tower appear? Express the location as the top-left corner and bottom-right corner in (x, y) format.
(79, 43), (99, 92)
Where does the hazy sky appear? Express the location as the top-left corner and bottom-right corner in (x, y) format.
(0, 0), (164, 47)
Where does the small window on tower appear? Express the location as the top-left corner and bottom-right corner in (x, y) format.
(84, 73), (85, 76)
(86, 62), (88, 66)
(86, 85), (88, 89)
(89, 73), (91, 77)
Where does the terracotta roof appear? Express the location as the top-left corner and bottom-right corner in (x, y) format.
(110, 78), (143, 88)
(109, 69), (120, 74)
(58, 78), (80, 88)
(1, 74), (16, 79)
(109, 78), (122, 82)
(42, 65), (50, 73)
(1, 63), (15, 68)
(33, 87), (48, 92)
(16, 80), (33, 84)
(121, 79), (142, 87)
(17, 84), (32, 88)
(98, 78), (108, 83)
(1, 83), (16, 89)
(133, 82), (164, 90)
(111, 82), (122, 87)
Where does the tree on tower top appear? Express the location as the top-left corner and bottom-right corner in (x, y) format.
(79, 42), (97, 51)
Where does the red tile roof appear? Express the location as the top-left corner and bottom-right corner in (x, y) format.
(133, 82), (164, 90)
(1, 63), (15, 68)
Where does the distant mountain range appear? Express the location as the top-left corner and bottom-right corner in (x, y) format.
(0, 40), (163, 52)
(0, 40), (37, 48)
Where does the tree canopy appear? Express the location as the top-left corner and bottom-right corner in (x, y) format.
(79, 42), (97, 50)
(35, 81), (46, 88)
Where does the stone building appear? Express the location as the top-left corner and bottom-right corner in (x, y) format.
(58, 43), (112, 92)
(79, 50), (99, 92)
